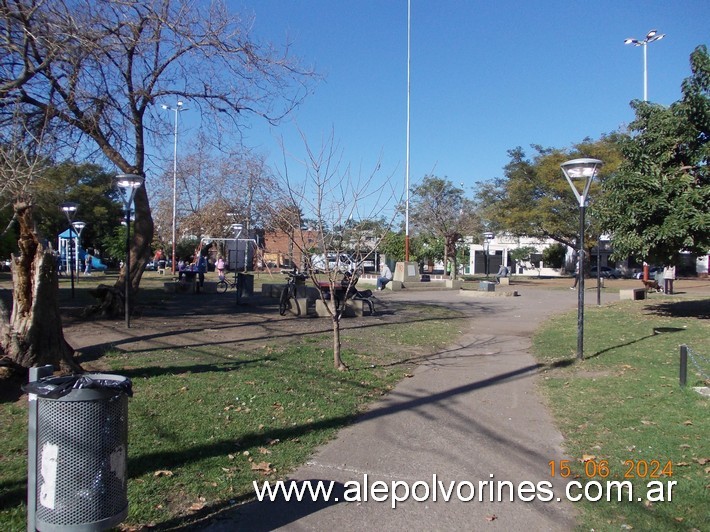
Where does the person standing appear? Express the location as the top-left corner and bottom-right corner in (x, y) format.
(197, 253), (208, 287)
(663, 265), (675, 294)
(495, 264), (509, 283)
(570, 262), (580, 290)
(216, 255), (225, 280)
(84, 253), (92, 276)
(376, 262), (393, 290)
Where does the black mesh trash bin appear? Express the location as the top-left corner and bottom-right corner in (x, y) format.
(25, 373), (132, 531)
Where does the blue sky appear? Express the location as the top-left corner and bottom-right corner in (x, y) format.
(216, 1), (709, 198)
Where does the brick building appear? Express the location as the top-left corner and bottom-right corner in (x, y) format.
(262, 229), (320, 270)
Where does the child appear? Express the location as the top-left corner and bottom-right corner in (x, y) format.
(216, 255), (225, 280)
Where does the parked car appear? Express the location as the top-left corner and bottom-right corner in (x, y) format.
(633, 267), (662, 279)
(311, 253), (356, 273)
(590, 266), (621, 278)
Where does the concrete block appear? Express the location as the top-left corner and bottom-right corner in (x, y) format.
(479, 281), (496, 292)
(620, 288), (646, 301)
(394, 261), (420, 283)
(201, 281), (218, 293)
(287, 297), (309, 317)
(314, 299), (362, 317)
(446, 279), (463, 289)
(387, 280), (403, 291)
(499, 277), (510, 286)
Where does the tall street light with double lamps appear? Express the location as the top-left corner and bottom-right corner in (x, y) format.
(72, 221), (86, 276)
(115, 173), (144, 329)
(60, 202), (79, 298)
(162, 100), (188, 275)
(561, 158), (604, 361)
(624, 29), (665, 101)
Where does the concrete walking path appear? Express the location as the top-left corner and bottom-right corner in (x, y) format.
(204, 286), (620, 531)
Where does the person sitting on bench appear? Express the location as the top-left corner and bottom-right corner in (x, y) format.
(495, 264), (509, 284)
(377, 262), (392, 290)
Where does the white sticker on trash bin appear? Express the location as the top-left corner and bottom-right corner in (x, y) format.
(110, 445), (126, 483)
(39, 442), (58, 509)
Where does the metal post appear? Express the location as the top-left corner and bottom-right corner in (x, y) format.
(643, 41), (648, 102)
(679, 345), (688, 387)
(576, 204), (585, 360)
(230, 223), (243, 306)
(27, 364), (54, 532)
(69, 226), (75, 298)
(125, 207), (131, 328)
(596, 237), (601, 307)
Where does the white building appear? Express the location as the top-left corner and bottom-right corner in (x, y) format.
(464, 234), (569, 277)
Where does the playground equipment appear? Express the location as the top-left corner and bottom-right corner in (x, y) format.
(58, 229), (108, 273)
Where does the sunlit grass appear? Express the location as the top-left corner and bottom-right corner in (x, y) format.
(533, 297), (709, 531)
(0, 302), (464, 530)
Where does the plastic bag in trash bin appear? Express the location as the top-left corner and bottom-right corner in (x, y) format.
(22, 374), (133, 399)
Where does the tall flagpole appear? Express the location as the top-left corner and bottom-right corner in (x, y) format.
(405, 0), (411, 261)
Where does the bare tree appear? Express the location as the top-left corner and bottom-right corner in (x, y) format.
(409, 176), (481, 280)
(1, 0), (314, 318)
(267, 130), (399, 371)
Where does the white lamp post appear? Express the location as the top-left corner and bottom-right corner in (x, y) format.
(624, 29), (665, 101)
(483, 231), (494, 277)
(162, 100), (188, 274)
(230, 223), (243, 304)
(60, 202), (79, 298)
(72, 221), (86, 276)
(561, 158), (603, 361)
(115, 173), (144, 328)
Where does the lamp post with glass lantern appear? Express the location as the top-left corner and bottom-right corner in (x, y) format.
(483, 231), (494, 277)
(624, 29), (665, 101)
(561, 158), (603, 360)
(72, 221), (86, 276)
(115, 174), (144, 329)
(60, 202), (79, 298)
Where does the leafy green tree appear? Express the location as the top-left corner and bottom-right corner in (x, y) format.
(409, 176), (481, 279)
(542, 243), (567, 269)
(33, 161), (122, 258)
(475, 136), (623, 263)
(597, 45), (710, 265)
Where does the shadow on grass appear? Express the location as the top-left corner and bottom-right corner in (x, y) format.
(183, 481), (347, 531)
(644, 298), (710, 319)
(71, 299), (475, 364)
(0, 479), (24, 512)
(115, 357), (272, 380)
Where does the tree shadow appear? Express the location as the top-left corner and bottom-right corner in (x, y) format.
(180, 481), (347, 531)
(644, 298), (710, 319)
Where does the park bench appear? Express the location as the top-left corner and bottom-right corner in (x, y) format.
(316, 281), (375, 315)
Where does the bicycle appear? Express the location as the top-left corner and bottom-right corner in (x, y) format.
(217, 273), (245, 304)
(216, 275), (237, 294)
(279, 271), (307, 316)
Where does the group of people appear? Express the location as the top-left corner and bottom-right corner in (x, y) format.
(174, 253), (228, 288)
(177, 254), (208, 287)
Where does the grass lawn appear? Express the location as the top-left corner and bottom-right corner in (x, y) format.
(0, 282), (465, 531)
(533, 296), (709, 532)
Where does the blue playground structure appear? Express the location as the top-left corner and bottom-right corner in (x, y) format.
(58, 229), (108, 273)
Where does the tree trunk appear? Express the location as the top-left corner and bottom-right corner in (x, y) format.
(1, 202), (80, 373)
(332, 316), (347, 371)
